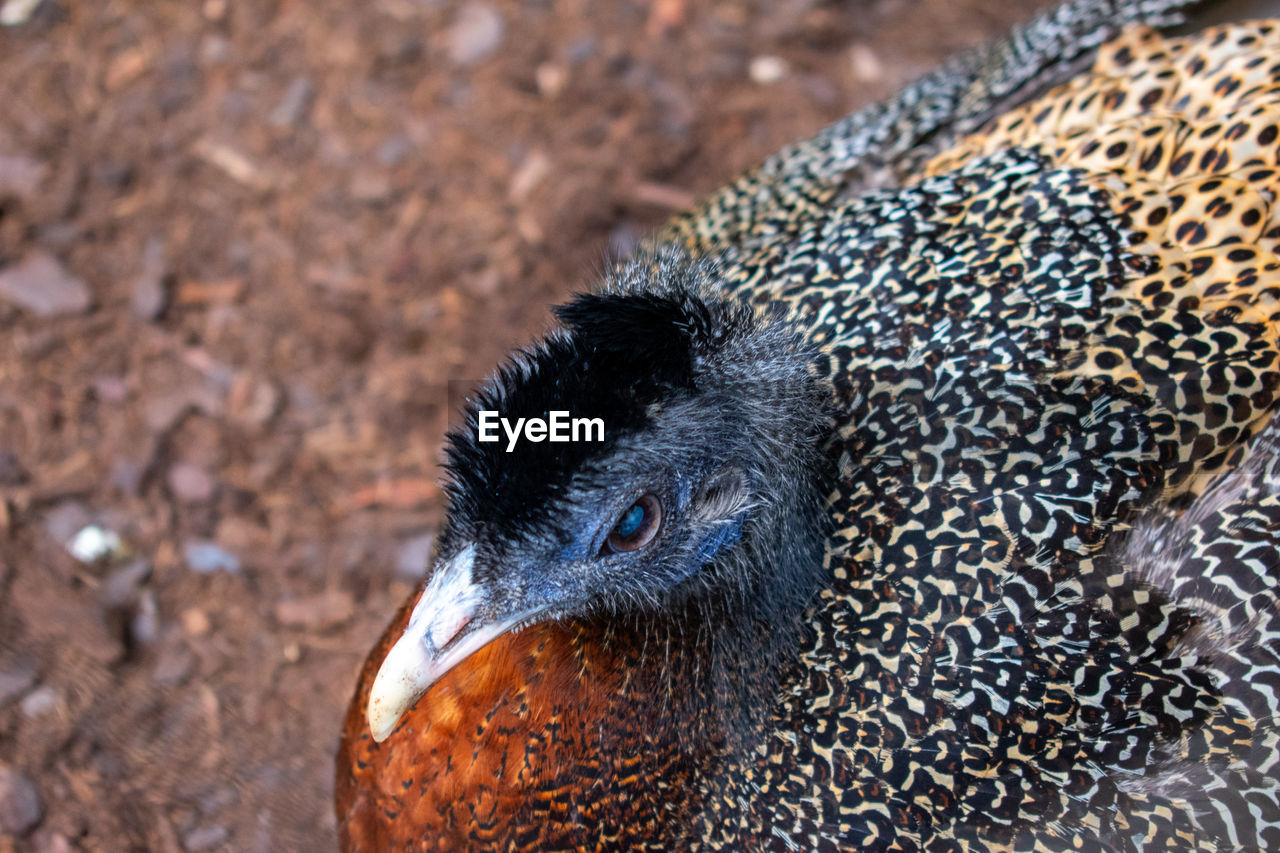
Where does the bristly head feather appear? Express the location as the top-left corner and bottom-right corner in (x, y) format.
(442, 249), (819, 547)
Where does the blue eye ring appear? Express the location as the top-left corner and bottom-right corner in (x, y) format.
(605, 494), (662, 554)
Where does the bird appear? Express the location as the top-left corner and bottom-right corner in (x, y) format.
(335, 0), (1280, 849)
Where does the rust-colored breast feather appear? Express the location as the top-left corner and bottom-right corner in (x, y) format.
(338, 599), (591, 850)
(336, 602), (710, 851)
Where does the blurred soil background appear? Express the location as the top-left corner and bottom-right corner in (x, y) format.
(0, 0), (1044, 850)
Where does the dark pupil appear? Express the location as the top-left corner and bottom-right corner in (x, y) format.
(616, 503), (645, 538)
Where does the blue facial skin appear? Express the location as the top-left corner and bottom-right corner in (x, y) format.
(697, 515), (745, 562)
(545, 471), (747, 590)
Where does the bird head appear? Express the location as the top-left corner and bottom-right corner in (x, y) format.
(367, 250), (829, 742)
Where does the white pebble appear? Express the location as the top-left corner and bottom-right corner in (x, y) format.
(19, 686), (57, 719)
(68, 525), (123, 563)
(447, 3), (505, 66)
(849, 43), (884, 83)
(0, 0), (43, 26)
(749, 55), (789, 85)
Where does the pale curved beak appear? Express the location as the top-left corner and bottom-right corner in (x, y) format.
(365, 545), (534, 742)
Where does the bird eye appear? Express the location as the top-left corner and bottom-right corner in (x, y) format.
(604, 494), (662, 554)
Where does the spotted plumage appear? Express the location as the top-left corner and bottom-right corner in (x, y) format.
(337, 2), (1280, 850)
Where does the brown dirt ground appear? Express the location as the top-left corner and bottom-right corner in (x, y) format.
(0, 1), (1047, 850)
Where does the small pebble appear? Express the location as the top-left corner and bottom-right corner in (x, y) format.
(132, 590), (160, 646)
(0, 153), (46, 201)
(447, 3), (504, 66)
(19, 686), (57, 719)
(130, 236), (169, 320)
(268, 76), (313, 128)
(228, 373), (283, 427)
(0, 252), (92, 317)
(40, 832), (72, 853)
(168, 463), (215, 503)
(849, 43), (884, 83)
(348, 170), (392, 203)
(376, 134), (413, 167)
(274, 590), (355, 630)
(109, 459), (144, 496)
(282, 642), (302, 663)
(200, 34), (229, 64)
(103, 47), (148, 91)
(184, 824), (229, 852)
(194, 138), (270, 190)
(509, 150), (551, 202)
(0, 666), (35, 708)
(566, 35), (595, 64)
(395, 533), (436, 579)
(91, 375), (129, 403)
(470, 268), (500, 297)
(184, 540), (241, 574)
(535, 62), (567, 98)
(749, 55), (789, 85)
(181, 608), (211, 637)
(0, 0), (42, 26)
(42, 502), (91, 547)
(0, 764), (43, 836)
(99, 558), (152, 609)
(68, 525), (125, 563)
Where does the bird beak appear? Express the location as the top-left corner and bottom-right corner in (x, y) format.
(366, 544), (532, 742)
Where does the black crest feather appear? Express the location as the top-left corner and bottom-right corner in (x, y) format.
(443, 289), (720, 538)
(553, 291), (722, 392)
